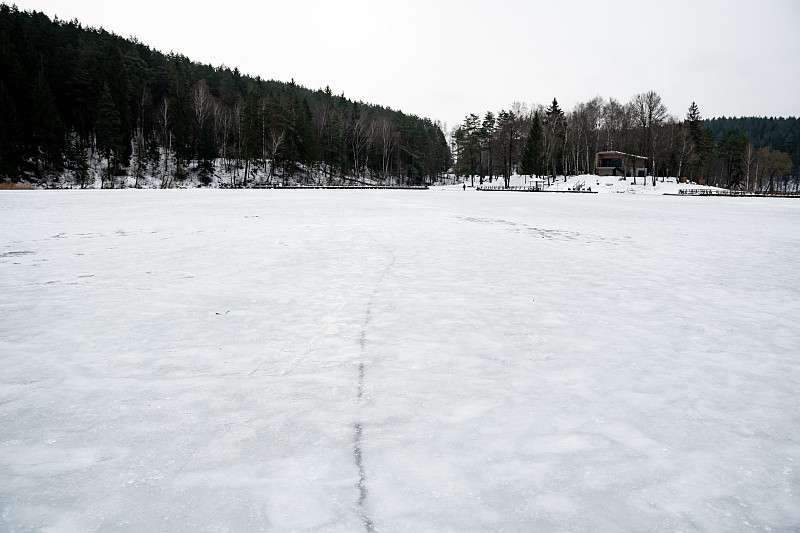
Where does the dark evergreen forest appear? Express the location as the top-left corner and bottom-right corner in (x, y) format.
(705, 116), (800, 170)
(0, 5), (450, 187)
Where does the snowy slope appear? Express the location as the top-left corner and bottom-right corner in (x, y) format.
(1, 190), (798, 532)
(471, 173), (726, 195)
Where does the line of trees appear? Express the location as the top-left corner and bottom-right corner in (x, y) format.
(0, 5), (450, 187)
(452, 94), (798, 192)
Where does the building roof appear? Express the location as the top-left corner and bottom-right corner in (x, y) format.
(596, 150), (647, 160)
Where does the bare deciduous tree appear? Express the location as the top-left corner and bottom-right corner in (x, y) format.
(157, 95), (172, 188)
(629, 91), (667, 182)
(377, 116), (396, 179)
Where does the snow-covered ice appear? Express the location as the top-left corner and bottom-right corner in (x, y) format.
(1, 188), (798, 532)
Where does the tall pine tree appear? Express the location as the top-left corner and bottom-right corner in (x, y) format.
(95, 83), (122, 186)
(31, 71), (63, 177)
(520, 112), (543, 182)
(101, 43), (132, 167)
(686, 102), (712, 181)
(545, 98), (565, 180)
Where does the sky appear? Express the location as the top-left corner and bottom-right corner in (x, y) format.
(14, 0), (800, 129)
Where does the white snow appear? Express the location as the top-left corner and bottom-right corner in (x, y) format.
(479, 173), (727, 195)
(1, 189), (798, 532)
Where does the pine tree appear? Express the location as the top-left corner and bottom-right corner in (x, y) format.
(718, 130), (748, 188)
(686, 102), (711, 181)
(451, 117), (480, 185)
(546, 98), (564, 123)
(686, 102), (701, 131)
(70, 135), (90, 188)
(96, 83), (122, 186)
(0, 80), (20, 179)
(192, 80), (216, 176)
(322, 109), (347, 183)
(131, 127), (147, 187)
(545, 98), (566, 180)
(168, 59), (192, 177)
(31, 71), (64, 177)
(240, 87), (263, 186)
(480, 112), (495, 181)
(294, 95), (318, 171)
(273, 94), (297, 182)
(101, 43), (132, 167)
(0, 17), (26, 179)
(520, 112), (543, 182)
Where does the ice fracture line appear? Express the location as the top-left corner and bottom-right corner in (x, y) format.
(352, 241), (395, 533)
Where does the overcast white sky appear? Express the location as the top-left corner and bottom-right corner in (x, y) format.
(15, 0), (800, 128)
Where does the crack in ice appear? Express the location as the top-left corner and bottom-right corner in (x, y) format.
(353, 422), (375, 533)
(352, 241), (395, 533)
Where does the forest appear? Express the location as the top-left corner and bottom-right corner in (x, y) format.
(452, 98), (799, 192)
(0, 5), (450, 187)
(1, 5), (797, 192)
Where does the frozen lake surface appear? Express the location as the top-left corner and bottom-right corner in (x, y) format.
(1, 188), (799, 532)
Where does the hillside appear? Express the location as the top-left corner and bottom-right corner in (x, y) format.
(705, 116), (800, 173)
(0, 5), (450, 187)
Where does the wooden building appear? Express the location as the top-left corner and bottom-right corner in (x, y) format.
(595, 151), (647, 177)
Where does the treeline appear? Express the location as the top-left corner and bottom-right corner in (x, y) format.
(0, 5), (449, 187)
(453, 94), (798, 192)
(705, 116), (800, 172)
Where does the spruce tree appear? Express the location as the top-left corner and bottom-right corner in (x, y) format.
(686, 102), (711, 181)
(0, 80), (20, 179)
(68, 135), (90, 188)
(520, 112), (543, 181)
(719, 130), (748, 188)
(31, 71), (64, 177)
(463, 113), (481, 185)
(96, 83), (122, 186)
(240, 87), (263, 186)
(101, 44), (132, 167)
(168, 60), (192, 176)
(322, 110), (346, 183)
(546, 98), (564, 121)
(686, 102), (704, 156)
(481, 112), (495, 181)
(545, 98), (566, 179)
(294, 96), (318, 171)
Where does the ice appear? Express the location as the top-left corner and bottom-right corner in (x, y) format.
(1, 188), (799, 531)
